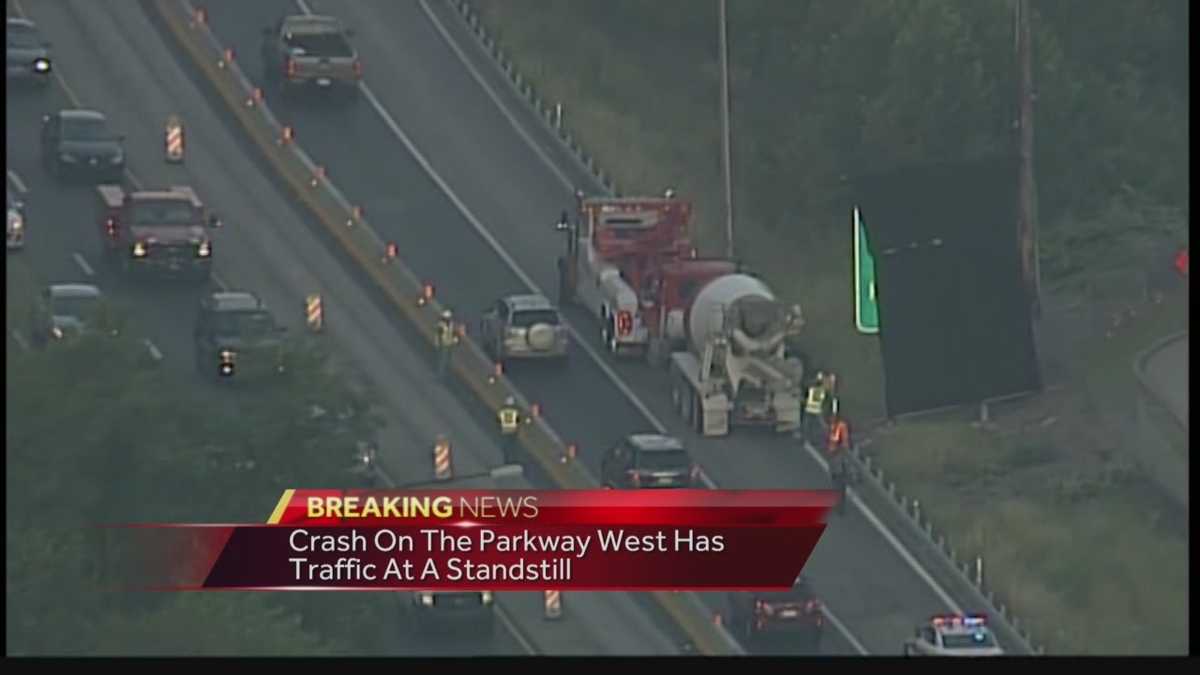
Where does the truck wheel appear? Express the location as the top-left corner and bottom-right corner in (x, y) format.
(693, 394), (705, 434)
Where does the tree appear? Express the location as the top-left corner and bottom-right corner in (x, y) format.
(6, 331), (383, 654)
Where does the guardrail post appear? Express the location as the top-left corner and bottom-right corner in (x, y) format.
(975, 555), (984, 587)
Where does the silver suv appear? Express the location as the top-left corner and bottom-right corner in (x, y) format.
(480, 294), (569, 365)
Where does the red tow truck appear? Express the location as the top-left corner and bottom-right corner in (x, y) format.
(97, 184), (218, 281)
(556, 191), (709, 360)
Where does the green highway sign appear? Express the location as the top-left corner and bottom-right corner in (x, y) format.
(853, 207), (879, 334)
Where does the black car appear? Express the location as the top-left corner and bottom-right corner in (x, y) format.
(193, 291), (288, 382)
(727, 576), (824, 650)
(408, 591), (495, 636)
(29, 283), (119, 348)
(6, 18), (52, 88)
(601, 434), (700, 489)
(40, 109), (125, 183)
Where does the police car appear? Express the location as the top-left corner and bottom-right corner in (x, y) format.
(903, 614), (1004, 656)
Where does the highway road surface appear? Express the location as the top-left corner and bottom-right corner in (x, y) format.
(8, 0), (681, 656)
(1142, 333), (1188, 430)
(186, 0), (981, 656)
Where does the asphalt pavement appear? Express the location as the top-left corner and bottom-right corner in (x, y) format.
(8, 0), (682, 656)
(187, 0), (970, 656)
(1143, 333), (1188, 430)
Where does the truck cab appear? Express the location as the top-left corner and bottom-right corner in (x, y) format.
(98, 185), (217, 281)
(556, 193), (693, 356)
(261, 14), (361, 100)
(193, 291), (287, 381)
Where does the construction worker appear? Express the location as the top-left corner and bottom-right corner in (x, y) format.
(803, 371), (828, 444)
(436, 309), (458, 378)
(830, 408), (849, 511)
(826, 402), (852, 513)
(497, 396), (521, 464)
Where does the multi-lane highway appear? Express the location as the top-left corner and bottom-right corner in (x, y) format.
(182, 0), (978, 656)
(7, 0), (683, 656)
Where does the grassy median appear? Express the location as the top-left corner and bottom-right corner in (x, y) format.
(471, 0), (1187, 654)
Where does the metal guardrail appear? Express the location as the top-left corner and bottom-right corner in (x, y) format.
(439, 0), (1047, 655)
(1132, 331), (1188, 507)
(151, 0), (743, 656)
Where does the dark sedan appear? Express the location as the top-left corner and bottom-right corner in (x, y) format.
(6, 18), (52, 88)
(40, 109), (125, 183)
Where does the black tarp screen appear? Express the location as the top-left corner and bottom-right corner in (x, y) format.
(854, 158), (1041, 417)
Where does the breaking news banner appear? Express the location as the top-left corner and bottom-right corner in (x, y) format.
(103, 490), (836, 591)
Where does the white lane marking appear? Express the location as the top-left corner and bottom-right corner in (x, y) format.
(7, 169), (29, 194)
(802, 440), (962, 615)
(212, 273), (229, 291)
(429, 0), (971, 638)
(495, 601), (538, 655)
(416, 0), (578, 193)
(143, 339), (163, 361)
(72, 252), (95, 277)
(10, 330), (30, 351)
(820, 605), (870, 656)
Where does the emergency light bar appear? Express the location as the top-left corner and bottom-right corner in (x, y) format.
(931, 614), (988, 628)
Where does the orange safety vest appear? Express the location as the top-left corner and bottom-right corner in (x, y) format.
(827, 420), (849, 452)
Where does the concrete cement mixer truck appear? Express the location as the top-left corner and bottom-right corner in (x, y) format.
(668, 273), (806, 437)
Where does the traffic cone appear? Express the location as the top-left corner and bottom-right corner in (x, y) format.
(543, 589), (563, 620)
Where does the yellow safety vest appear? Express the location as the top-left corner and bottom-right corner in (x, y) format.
(805, 386), (826, 415)
(437, 321), (458, 348)
(498, 407), (520, 434)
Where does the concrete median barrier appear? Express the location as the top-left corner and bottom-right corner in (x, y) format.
(152, 0), (743, 656)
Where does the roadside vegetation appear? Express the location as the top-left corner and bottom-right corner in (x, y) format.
(5, 269), (392, 654)
(471, 0), (1188, 654)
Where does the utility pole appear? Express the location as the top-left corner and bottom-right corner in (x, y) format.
(718, 0), (735, 258)
(1016, 0), (1041, 318)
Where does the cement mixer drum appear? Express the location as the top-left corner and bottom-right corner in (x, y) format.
(687, 274), (784, 354)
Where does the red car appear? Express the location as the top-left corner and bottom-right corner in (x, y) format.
(726, 576), (824, 650)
